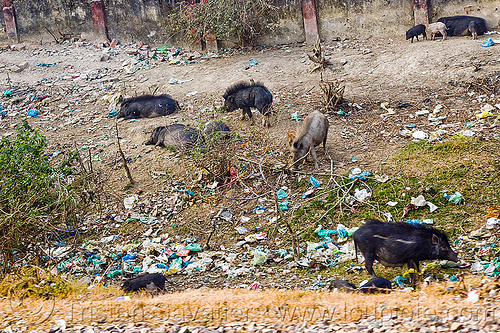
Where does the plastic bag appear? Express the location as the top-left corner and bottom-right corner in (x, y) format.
(251, 250), (267, 266)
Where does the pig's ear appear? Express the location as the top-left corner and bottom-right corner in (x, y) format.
(228, 96), (235, 103)
(293, 142), (302, 149)
(431, 234), (439, 245)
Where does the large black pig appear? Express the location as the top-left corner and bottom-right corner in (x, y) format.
(145, 124), (200, 150)
(117, 94), (180, 120)
(122, 273), (167, 292)
(437, 16), (487, 37)
(353, 219), (458, 284)
(222, 82), (273, 127)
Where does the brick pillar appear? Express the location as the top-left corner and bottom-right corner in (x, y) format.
(413, 0), (430, 25)
(2, 0), (19, 43)
(90, 0), (109, 40)
(301, 0), (320, 44)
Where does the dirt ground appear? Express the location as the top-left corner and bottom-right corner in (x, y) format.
(0, 32), (499, 284)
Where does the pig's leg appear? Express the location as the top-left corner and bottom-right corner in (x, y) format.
(407, 260), (420, 286)
(364, 252), (377, 278)
(311, 147), (318, 169)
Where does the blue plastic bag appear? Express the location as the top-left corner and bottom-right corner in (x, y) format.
(481, 38), (494, 47)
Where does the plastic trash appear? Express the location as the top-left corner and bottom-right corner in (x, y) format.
(249, 59), (259, 67)
(406, 219), (423, 225)
(251, 250), (267, 266)
(486, 217), (500, 230)
(471, 262), (485, 273)
(445, 192), (463, 204)
(317, 229), (337, 238)
(481, 104), (496, 113)
(236, 226), (248, 234)
(37, 62), (56, 67)
(156, 46), (170, 52)
(412, 131), (428, 140)
(249, 281), (261, 290)
(254, 206), (266, 214)
(3, 89), (12, 97)
(354, 188), (371, 202)
(310, 176), (321, 187)
(116, 296), (132, 301)
(186, 243), (202, 252)
(476, 111), (495, 118)
(290, 111), (301, 122)
(123, 195), (138, 210)
(220, 210), (233, 222)
(349, 172), (371, 180)
(27, 109), (38, 117)
(393, 275), (407, 288)
(279, 200), (289, 211)
(481, 38), (494, 47)
(276, 189), (288, 199)
(466, 290), (481, 303)
(245, 234), (257, 243)
(415, 109), (430, 116)
(383, 212), (393, 222)
(301, 189), (314, 198)
(346, 227), (359, 236)
(337, 224), (347, 240)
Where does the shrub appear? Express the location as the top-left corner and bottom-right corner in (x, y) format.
(166, 0), (277, 46)
(0, 121), (93, 275)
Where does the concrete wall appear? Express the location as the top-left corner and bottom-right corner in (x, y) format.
(1, 0), (499, 45)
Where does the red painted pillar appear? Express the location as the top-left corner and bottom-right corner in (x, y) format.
(413, 0), (430, 25)
(301, 0), (320, 44)
(2, 0), (19, 43)
(90, 0), (109, 40)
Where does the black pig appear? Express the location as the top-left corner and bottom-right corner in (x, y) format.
(122, 273), (167, 292)
(437, 16), (487, 37)
(328, 279), (357, 292)
(145, 124), (199, 150)
(353, 219), (458, 284)
(222, 82), (273, 127)
(117, 94), (180, 120)
(204, 121), (231, 139)
(359, 277), (392, 294)
(406, 24), (427, 43)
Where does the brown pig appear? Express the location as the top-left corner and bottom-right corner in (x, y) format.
(426, 22), (447, 41)
(288, 111), (329, 169)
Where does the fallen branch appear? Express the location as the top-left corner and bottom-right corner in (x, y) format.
(115, 123), (134, 185)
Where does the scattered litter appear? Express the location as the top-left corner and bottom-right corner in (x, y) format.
(236, 226), (248, 234)
(251, 250), (267, 266)
(412, 131), (428, 140)
(354, 188), (371, 202)
(444, 192), (463, 204)
(37, 62), (56, 67)
(310, 176), (321, 188)
(219, 210), (233, 222)
(290, 111), (301, 122)
(466, 290), (481, 303)
(301, 189), (315, 199)
(279, 200), (289, 211)
(276, 189), (288, 199)
(481, 38), (494, 47)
